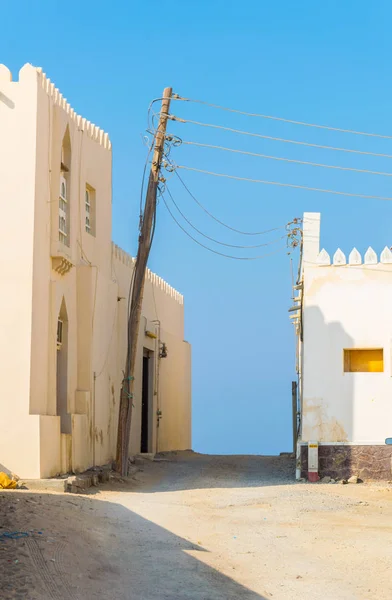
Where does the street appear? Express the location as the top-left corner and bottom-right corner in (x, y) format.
(1, 453), (392, 599)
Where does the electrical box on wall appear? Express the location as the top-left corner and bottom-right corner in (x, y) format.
(145, 320), (157, 339)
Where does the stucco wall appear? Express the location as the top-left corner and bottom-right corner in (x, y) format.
(158, 333), (192, 452)
(301, 213), (392, 444)
(104, 247), (191, 459)
(0, 65), (41, 477)
(0, 64), (191, 478)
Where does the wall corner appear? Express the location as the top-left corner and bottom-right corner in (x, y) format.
(303, 212), (320, 267)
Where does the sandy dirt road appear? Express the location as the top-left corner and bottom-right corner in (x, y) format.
(1, 452), (392, 599)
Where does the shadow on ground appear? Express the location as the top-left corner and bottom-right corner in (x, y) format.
(0, 488), (268, 600)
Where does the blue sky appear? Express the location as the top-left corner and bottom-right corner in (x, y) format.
(3, 1), (392, 454)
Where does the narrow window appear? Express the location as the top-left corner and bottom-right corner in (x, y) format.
(57, 319), (63, 350)
(59, 176), (68, 244)
(85, 185), (96, 236)
(344, 349), (384, 373)
(59, 127), (71, 246)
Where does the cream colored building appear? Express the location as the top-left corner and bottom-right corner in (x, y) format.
(0, 63), (191, 479)
(295, 212), (392, 480)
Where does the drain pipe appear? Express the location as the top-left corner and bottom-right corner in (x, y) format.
(93, 371), (96, 467)
(153, 320), (161, 454)
(295, 311), (302, 480)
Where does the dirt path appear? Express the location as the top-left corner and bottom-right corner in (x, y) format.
(1, 453), (392, 599)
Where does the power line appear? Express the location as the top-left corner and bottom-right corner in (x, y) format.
(168, 115), (392, 160)
(165, 186), (287, 249)
(162, 192), (292, 260)
(175, 170), (284, 236)
(180, 140), (392, 178)
(140, 138), (154, 218)
(171, 95), (392, 140)
(174, 164), (392, 202)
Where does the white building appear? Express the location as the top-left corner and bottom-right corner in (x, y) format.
(0, 63), (191, 479)
(295, 212), (392, 480)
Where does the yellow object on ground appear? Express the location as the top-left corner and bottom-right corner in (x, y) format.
(0, 472), (17, 489)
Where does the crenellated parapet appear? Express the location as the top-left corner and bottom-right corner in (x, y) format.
(0, 63), (111, 150)
(112, 243), (184, 305)
(315, 246), (392, 266)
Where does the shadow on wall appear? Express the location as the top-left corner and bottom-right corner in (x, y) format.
(0, 91), (14, 109)
(300, 299), (392, 479)
(302, 305), (354, 444)
(0, 490), (268, 600)
(0, 463), (12, 476)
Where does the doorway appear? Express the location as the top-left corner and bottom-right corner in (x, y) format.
(56, 299), (71, 434)
(141, 350), (153, 453)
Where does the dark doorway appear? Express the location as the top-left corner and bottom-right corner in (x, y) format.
(141, 353), (150, 453)
(56, 298), (71, 434)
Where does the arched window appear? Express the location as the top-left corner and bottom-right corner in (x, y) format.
(85, 185), (96, 236)
(59, 127), (71, 246)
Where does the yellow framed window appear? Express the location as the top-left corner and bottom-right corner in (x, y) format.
(343, 349), (384, 373)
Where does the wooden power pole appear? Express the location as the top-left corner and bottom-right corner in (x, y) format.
(116, 87), (172, 476)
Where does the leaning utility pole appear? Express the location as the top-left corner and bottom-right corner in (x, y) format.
(116, 87), (172, 476)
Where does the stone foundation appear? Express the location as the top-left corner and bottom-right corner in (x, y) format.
(300, 445), (392, 480)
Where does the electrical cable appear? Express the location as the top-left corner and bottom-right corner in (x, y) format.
(170, 95), (392, 140)
(165, 186), (286, 249)
(179, 140), (392, 178)
(173, 164), (392, 202)
(168, 115), (392, 160)
(174, 170), (284, 236)
(128, 174), (159, 325)
(140, 137), (155, 220)
(147, 97), (163, 131)
(162, 190), (294, 261)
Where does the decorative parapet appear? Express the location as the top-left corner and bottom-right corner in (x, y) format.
(333, 249), (346, 266)
(348, 248), (361, 265)
(314, 246), (392, 267)
(112, 243), (136, 268)
(111, 243), (184, 305)
(36, 66), (111, 150)
(0, 63), (111, 150)
(0, 64), (12, 82)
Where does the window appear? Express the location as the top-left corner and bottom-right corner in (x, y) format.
(57, 319), (63, 350)
(344, 349), (384, 373)
(59, 176), (68, 244)
(85, 185), (96, 236)
(85, 189), (91, 233)
(59, 128), (71, 246)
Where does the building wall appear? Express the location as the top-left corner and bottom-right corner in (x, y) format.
(0, 64), (41, 477)
(0, 64), (191, 479)
(301, 213), (392, 447)
(109, 248), (190, 459)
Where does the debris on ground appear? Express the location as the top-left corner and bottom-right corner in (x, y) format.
(348, 475), (362, 484)
(0, 531), (30, 541)
(0, 472), (18, 489)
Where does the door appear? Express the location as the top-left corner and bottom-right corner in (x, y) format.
(141, 353), (150, 453)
